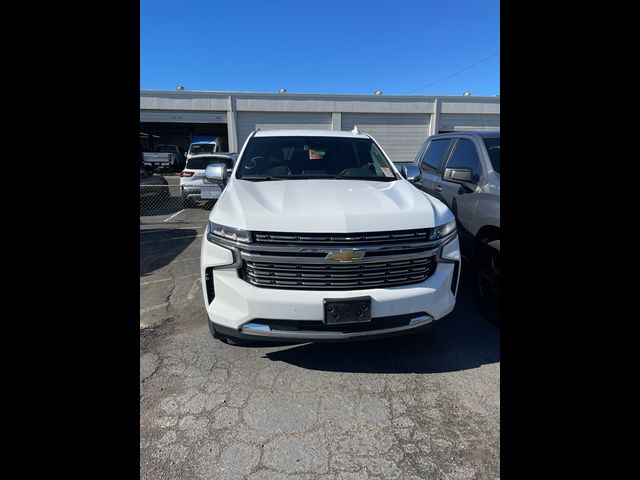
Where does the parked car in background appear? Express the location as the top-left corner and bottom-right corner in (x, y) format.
(200, 129), (460, 345)
(180, 153), (237, 207)
(186, 137), (229, 159)
(410, 131), (500, 323)
(154, 144), (185, 171)
(140, 160), (169, 203)
(143, 148), (180, 172)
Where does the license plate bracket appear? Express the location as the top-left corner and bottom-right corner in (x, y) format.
(323, 297), (372, 325)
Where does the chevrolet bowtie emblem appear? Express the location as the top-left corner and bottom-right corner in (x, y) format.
(325, 249), (366, 262)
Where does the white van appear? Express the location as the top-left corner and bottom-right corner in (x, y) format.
(186, 137), (229, 159)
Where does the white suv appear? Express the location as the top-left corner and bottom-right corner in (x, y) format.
(180, 153), (236, 207)
(200, 129), (460, 344)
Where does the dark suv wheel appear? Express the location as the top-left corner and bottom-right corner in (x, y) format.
(474, 238), (500, 325)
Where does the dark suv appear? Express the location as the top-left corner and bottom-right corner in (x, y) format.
(410, 131), (500, 323)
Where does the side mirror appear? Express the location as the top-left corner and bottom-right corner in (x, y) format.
(443, 167), (476, 184)
(400, 164), (422, 182)
(204, 163), (228, 184)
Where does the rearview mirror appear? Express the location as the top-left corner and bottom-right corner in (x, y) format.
(204, 163), (228, 184)
(443, 167), (475, 184)
(400, 165), (422, 182)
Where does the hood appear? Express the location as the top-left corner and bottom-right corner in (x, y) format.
(210, 179), (453, 233)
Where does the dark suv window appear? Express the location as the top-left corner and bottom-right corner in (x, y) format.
(421, 139), (453, 172)
(445, 138), (482, 182)
(483, 137), (500, 173)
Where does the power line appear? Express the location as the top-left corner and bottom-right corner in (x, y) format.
(404, 51), (500, 95)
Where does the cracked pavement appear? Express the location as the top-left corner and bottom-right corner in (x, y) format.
(140, 226), (500, 479)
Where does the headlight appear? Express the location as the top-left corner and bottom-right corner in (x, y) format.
(208, 221), (253, 243)
(430, 220), (457, 240)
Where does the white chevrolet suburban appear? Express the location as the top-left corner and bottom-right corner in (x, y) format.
(200, 129), (460, 344)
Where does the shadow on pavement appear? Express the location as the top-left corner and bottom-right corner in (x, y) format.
(263, 267), (500, 374)
(140, 228), (200, 277)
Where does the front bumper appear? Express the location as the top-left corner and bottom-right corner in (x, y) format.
(214, 311), (454, 343)
(200, 231), (461, 342)
(181, 185), (222, 201)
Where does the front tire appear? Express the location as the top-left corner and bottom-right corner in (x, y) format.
(474, 238), (500, 325)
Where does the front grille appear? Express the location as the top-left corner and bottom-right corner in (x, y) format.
(241, 256), (436, 290)
(253, 228), (432, 245)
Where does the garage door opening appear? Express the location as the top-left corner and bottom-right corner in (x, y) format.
(139, 122), (230, 154)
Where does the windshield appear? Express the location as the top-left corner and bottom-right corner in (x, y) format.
(236, 136), (397, 181)
(483, 137), (500, 173)
(155, 145), (176, 153)
(186, 156), (233, 170)
(189, 144), (215, 155)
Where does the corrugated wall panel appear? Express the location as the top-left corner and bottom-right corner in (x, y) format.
(140, 93), (229, 111)
(237, 112), (332, 150)
(439, 114), (500, 131)
(341, 113), (430, 164)
(140, 110), (227, 123)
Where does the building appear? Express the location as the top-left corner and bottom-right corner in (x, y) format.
(140, 90), (500, 164)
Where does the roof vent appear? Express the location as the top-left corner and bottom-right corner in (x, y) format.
(352, 126), (360, 134)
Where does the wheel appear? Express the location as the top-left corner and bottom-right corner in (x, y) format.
(182, 195), (192, 209)
(160, 182), (170, 201)
(474, 238), (500, 325)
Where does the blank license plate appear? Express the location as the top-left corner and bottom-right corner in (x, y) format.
(323, 297), (371, 325)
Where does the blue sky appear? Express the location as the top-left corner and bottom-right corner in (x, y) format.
(140, 0), (499, 96)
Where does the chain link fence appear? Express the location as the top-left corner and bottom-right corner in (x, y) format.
(140, 184), (214, 225)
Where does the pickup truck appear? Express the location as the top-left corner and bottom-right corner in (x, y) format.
(142, 144), (184, 172)
(410, 131), (500, 323)
(199, 129), (460, 345)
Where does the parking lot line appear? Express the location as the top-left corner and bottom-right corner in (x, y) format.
(171, 256), (200, 263)
(140, 273), (199, 286)
(140, 278), (172, 286)
(140, 234), (203, 244)
(140, 226), (205, 233)
(140, 302), (169, 314)
(163, 209), (185, 222)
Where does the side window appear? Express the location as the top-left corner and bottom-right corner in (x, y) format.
(420, 139), (453, 173)
(413, 140), (427, 164)
(445, 138), (482, 182)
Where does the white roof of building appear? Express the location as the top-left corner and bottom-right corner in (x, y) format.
(253, 129), (368, 139)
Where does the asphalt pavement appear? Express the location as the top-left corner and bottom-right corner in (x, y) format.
(140, 228), (500, 480)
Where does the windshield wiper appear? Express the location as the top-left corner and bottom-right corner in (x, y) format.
(240, 176), (288, 181)
(331, 176), (396, 181)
